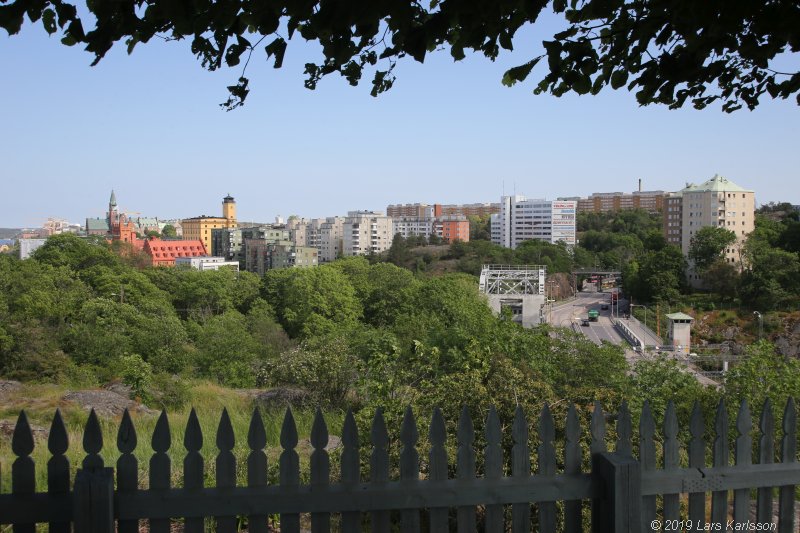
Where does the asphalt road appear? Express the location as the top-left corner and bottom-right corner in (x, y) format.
(549, 292), (626, 346)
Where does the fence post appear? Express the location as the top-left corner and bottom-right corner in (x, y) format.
(591, 452), (641, 533)
(73, 467), (115, 533)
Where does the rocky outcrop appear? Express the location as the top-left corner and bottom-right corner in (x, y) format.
(62, 390), (157, 417)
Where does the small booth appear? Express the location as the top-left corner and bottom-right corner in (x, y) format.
(665, 312), (694, 354)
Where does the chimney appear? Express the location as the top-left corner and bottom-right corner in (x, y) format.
(638, 178), (642, 192)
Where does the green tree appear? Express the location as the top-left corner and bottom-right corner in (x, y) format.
(265, 265), (363, 337)
(468, 215), (491, 241)
(724, 341), (800, 421)
(8, 0), (796, 111)
(161, 224), (177, 238)
(688, 226), (737, 273)
(386, 233), (411, 267)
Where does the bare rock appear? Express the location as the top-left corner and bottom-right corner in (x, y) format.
(0, 419), (48, 439)
(775, 336), (798, 358)
(0, 380), (22, 398)
(723, 326), (739, 340)
(62, 390), (157, 417)
(103, 381), (133, 398)
(254, 387), (311, 410)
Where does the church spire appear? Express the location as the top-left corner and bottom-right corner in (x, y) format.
(110, 190), (117, 207)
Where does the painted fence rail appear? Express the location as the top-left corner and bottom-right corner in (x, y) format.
(0, 399), (798, 532)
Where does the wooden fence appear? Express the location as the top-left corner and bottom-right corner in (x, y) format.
(0, 398), (798, 532)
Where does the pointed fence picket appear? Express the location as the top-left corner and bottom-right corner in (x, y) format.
(1, 400), (800, 532)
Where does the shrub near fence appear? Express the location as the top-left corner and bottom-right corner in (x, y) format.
(0, 399), (798, 532)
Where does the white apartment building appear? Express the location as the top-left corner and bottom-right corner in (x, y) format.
(490, 196), (577, 249)
(317, 217), (344, 262)
(393, 217), (436, 240)
(287, 217), (345, 263)
(343, 211), (393, 256)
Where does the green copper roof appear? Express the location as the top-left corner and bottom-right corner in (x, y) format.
(666, 312), (694, 321)
(86, 218), (109, 231)
(110, 190), (117, 206)
(681, 175), (752, 193)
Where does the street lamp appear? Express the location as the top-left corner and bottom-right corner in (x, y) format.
(753, 311), (763, 340)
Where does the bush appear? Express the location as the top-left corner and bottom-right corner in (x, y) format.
(117, 353), (153, 401)
(147, 373), (190, 410)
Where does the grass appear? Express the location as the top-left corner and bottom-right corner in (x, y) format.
(0, 380), (344, 493)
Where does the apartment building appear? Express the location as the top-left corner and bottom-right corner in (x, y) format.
(663, 192), (683, 248)
(287, 217), (344, 262)
(574, 190), (665, 214)
(343, 211), (393, 256)
(386, 204), (435, 218)
(679, 175), (755, 261)
(391, 212), (469, 244)
(490, 196), (576, 249)
(438, 203), (500, 217)
(245, 239), (318, 275)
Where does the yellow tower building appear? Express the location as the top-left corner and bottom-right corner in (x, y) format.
(223, 194), (236, 225)
(182, 195), (238, 255)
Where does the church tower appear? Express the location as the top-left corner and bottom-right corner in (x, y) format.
(108, 190), (119, 226)
(222, 194), (237, 228)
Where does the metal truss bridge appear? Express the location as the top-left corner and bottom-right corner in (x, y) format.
(479, 265), (546, 295)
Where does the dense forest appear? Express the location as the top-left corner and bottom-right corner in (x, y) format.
(1, 233), (798, 438)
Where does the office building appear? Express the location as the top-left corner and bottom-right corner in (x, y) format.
(490, 196), (576, 249)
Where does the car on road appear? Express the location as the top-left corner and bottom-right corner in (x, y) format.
(581, 319), (590, 326)
(601, 303), (609, 310)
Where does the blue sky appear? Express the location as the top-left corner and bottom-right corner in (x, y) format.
(2, 14), (798, 228)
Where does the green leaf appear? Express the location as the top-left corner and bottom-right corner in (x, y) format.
(42, 8), (56, 35)
(265, 37), (287, 69)
(553, 0), (567, 12)
(61, 34), (77, 46)
(610, 69), (628, 89)
(501, 57), (542, 87)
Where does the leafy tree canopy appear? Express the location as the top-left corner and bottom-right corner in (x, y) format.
(688, 226), (737, 272)
(2, 0), (798, 110)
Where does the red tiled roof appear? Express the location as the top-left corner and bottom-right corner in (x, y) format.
(143, 238), (207, 265)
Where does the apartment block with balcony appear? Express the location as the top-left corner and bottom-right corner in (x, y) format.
(679, 175), (755, 263)
(662, 192), (684, 248)
(343, 211), (393, 256)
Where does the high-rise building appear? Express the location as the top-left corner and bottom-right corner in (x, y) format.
(343, 211), (393, 256)
(490, 196), (576, 249)
(663, 192), (683, 248)
(182, 195), (238, 254)
(664, 175), (755, 283)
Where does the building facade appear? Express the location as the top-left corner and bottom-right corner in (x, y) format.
(143, 238), (207, 267)
(677, 175), (755, 268)
(182, 195), (238, 254)
(490, 196), (577, 249)
(572, 190), (665, 214)
(175, 256), (240, 271)
(387, 202), (499, 218)
(663, 192), (683, 248)
(342, 211), (393, 256)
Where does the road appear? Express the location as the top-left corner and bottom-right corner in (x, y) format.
(549, 291), (626, 346)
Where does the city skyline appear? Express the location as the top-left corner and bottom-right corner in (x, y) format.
(2, 15), (797, 227)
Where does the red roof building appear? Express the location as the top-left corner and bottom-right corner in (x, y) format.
(143, 238), (207, 267)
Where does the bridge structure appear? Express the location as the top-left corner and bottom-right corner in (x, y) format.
(479, 265), (547, 327)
